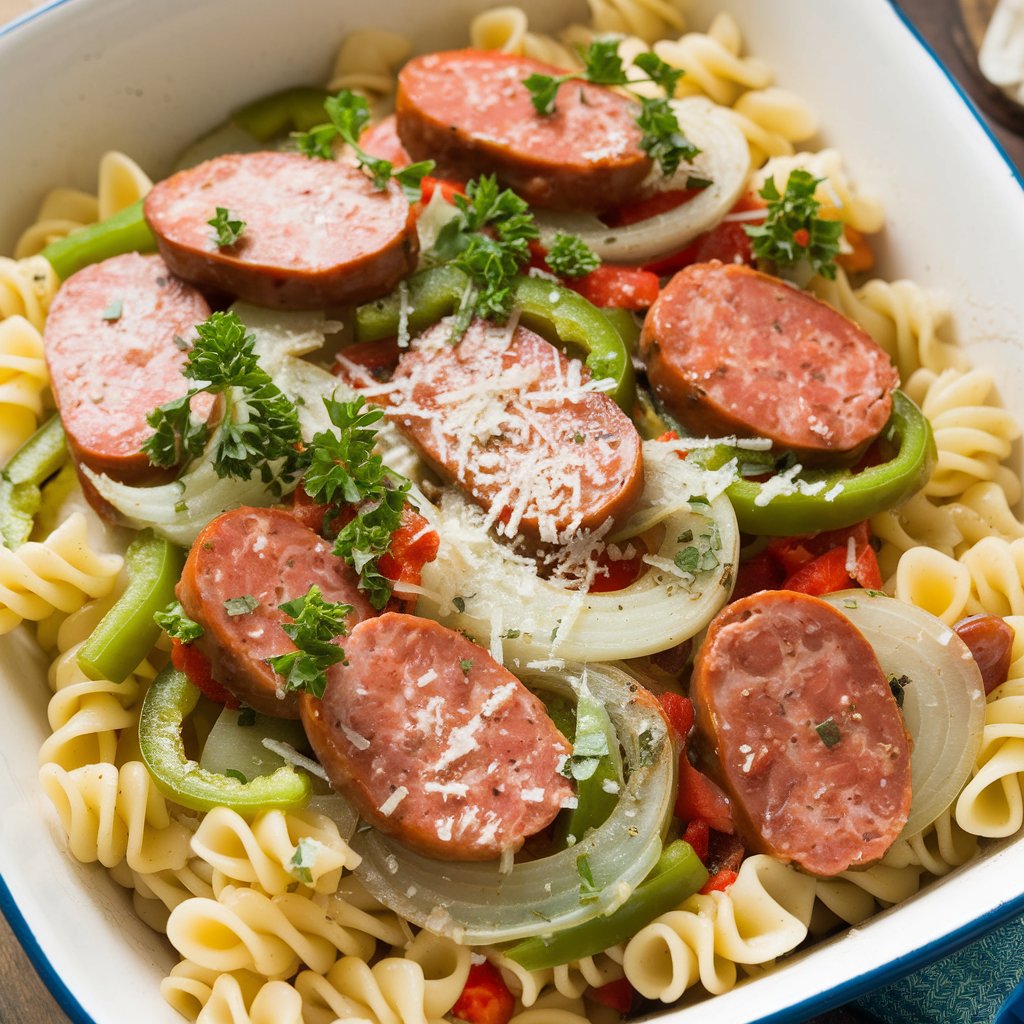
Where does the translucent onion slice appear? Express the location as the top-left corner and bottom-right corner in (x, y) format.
(533, 98), (750, 264)
(199, 706), (306, 780)
(350, 662), (675, 945)
(415, 442), (739, 662)
(824, 590), (986, 837)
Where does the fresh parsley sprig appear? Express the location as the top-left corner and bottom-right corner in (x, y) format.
(154, 600), (204, 643)
(143, 310), (304, 491)
(545, 232), (601, 278)
(265, 585), (352, 700)
(208, 207), (245, 248)
(523, 40), (698, 177)
(293, 89), (435, 201)
(743, 169), (844, 280)
(429, 174), (541, 323)
(302, 396), (411, 610)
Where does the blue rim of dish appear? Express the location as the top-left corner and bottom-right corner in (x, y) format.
(0, 1), (1023, 1023)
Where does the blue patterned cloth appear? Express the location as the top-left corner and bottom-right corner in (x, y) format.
(854, 917), (1024, 1023)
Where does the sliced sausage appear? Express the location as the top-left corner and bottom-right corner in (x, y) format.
(360, 114), (411, 168)
(300, 612), (573, 860)
(143, 151), (418, 309)
(343, 317), (644, 545)
(396, 49), (651, 211)
(691, 590), (911, 876)
(955, 614), (1015, 694)
(639, 261), (900, 460)
(176, 506), (376, 719)
(44, 252), (212, 483)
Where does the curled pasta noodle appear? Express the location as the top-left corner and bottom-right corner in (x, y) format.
(892, 544), (972, 625)
(0, 314), (48, 462)
(167, 884), (379, 980)
(295, 930), (470, 1024)
(753, 148), (884, 234)
(488, 948), (623, 1007)
(0, 254), (59, 330)
(904, 367), (1022, 503)
(39, 759), (191, 872)
(948, 482), (1024, 549)
(957, 619), (1024, 836)
(961, 537), (1024, 618)
(728, 87), (818, 166)
(112, 857), (217, 933)
(14, 151), (152, 258)
(469, 8), (580, 69)
(161, 960), (301, 1024)
(0, 512), (123, 633)
(882, 806), (978, 877)
(811, 268), (966, 380)
(621, 855), (816, 1001)
(327, 30), (412, 103)
(191, 806), (360, 896)
(321, 874), (413, 949)
(584, 0), (686, 45)
(653, 14), (773, 107)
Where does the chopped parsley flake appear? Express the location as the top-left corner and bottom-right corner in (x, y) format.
(459, 658), (474, 675)
(290, 837), (322, 884)
(224, 595), (259, 616)
(576, 853), (601, 903)
(815, 717), (842, 748)
(224, 768), (248, 784)
(208, 207), (246, 248)
(101, 299), (122, 321)
(154, 600), (204, 644)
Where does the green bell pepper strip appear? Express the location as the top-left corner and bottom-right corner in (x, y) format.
(232, 85), (332, 141)
(560, 688), (622, 843)
(504, 839), (708, 969)
(41, 199), (157, 281)
(354, 267), (636, 411)
(693, 389), (935, 536)
(0, 415), (68, 549)
(76, 531), (185, 684)
(139, 665), (311, 814)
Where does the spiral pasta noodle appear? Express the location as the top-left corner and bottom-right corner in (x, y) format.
(327, 30), (413, 104)
(0, 314), (48, 462)
(190, 806), (360, 896)
(39, 759), (192, 871)
(583, 0), (686, 45)
(487, 948), (624, 1008)
(161, 960), (304, 1024)
(0, 511), (123, 633)
(0, 254), (59, 330)
(469, 7), (580, 69)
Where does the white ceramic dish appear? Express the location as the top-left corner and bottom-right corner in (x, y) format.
(1, 1), (1024, 1022)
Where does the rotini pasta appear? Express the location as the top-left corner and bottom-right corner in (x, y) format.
(469, 7), (580, 70)
(327, 30), (413, 104)
(0, 314), (48, 462)
(0, 511), (123, 633)
(0, 253), (59, 330)
(161, 960), (304, 1024)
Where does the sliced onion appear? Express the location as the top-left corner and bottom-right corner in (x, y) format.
(415, 441), (739, 662)
(350, 662), (675, 944)
(824, 590), (986, 837)
(533, 98), (750, 264)
(199, 706), (306, 780)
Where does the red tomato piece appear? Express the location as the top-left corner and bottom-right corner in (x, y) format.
(588, 977), (636, 1014)
(566, 264), (661, 310)
(699, 868), (738, 894)
(420, 175), (466, 205)
(335, 337), (402, 380)
(170, 639), (239, 708)
(682, 818), (710, 861)
(655, 429), (681, 443)
(659, 692), (695, 743)
(589, 539), (648, 593)
(451, 962), (515, 1024)
(602, 188), (701, 227)
(675, 754), (733, 835)
(782, 546), (858, 596)
(289, 482), (327, 534)
(768, 520), (872, 575)
(377, 506), (440, 589)
(730, 550), (785, 602)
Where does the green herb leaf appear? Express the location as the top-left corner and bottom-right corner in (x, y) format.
(576, 853), (601, 903)
(101, 299), (122, 321)
(293, 89), (435, 198)
(522, 71), (571, 116)
(632, 51), (683, 96)
(637, 97), (700, 178)
(224, 595), (259, 617)
(581, 39), (629, 86)
(815, 717), (842, 748)
(224, 768), (248, 784)
(501, 628), (521, 639)
(301, 396), (411, 609)
(459, 658), (474, 675)
(154, 599), (204, 643)
(545, 232), (601, 279)
(143, 311), (304, 491)
(237, 707), (257, 727)
(290, 836), (323, 884)
(265, 584), (352, 699)
(673, 525), (721, 575)
(743, 169), (844, 280)
(208, 207), (246, 248)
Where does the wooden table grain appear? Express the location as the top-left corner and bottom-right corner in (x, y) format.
(0, 2), (1021, 1023)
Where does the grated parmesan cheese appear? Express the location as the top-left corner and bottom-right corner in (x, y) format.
(378, 786), (408, 817)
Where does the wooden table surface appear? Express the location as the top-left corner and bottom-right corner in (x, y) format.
(0, 2), (1022, 1023)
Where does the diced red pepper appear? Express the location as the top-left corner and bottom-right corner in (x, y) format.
(675, 754), (733, 835)
(565, 264), (661, 310)
(451, 962), (515, 1024)
(648, 638), (692, 677)
(699, 868), (738, 894)
(655, 429), (680, 443)
(335, 337), (402, 382)
(170, 639), (239, 709)
(768, 520), (872, 575)
(588, 977), (636, 1014)
(782, 546), (860, 596)
(589, 538), (648, 593)
(420, 175), (466, 205)
(681, 818), (710, 862)
(730, 550), (785, 602)
(659, 692), (695, 743)
(602, 188), (701, 227)
(378, 506), (440, 590)
(836, 224), (875, 273)
(792, 227), (810, 248)
(707, 829), (746, 875)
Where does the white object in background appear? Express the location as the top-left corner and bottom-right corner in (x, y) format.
(979, 0), (1024, 105)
